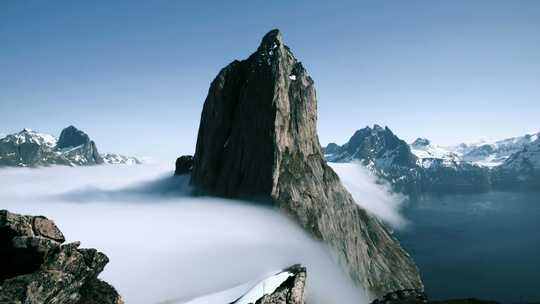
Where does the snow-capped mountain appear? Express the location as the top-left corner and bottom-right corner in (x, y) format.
(451, 133), (539, 167)
(0, 126), (141, 168)
(325, 125), (423, 195)
(101, 153), (142, 165)
(491, 136), (540, 190)
(410, 138), (461, 168)
(324, 126), (538, 195)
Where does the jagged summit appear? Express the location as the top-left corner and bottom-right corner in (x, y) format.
(189, 29), (422, 297)
(57, 125), (91, 149)
(259, 28), (283, 48)
(411, 138), (431, 147)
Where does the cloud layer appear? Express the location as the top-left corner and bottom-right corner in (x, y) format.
(0, 164), (370, 304)
(329, 162), (408, 230)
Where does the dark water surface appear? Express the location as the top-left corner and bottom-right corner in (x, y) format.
(398, 192), (540, 303)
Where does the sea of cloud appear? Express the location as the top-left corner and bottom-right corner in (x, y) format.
(0, 161), (408, 304)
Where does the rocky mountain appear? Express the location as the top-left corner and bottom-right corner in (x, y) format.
(325, 125), (423, 195)
(324, 127), (539, 195)
(491, 136), (540, 190)
(0, 126), (140, 167)
(0, 209), (123, 304)
(187, 29), (422, 297)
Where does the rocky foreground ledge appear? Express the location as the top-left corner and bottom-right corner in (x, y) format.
(0, 209), (122, 304)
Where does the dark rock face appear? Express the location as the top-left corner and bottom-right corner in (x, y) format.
(56, 126), (104, 165)
(322, 142), (340, 155)
(190, 29), (423, 296)
(57, 126), (91, 149)
(174, 155), (194, 176)
(0, 210), (122, 304)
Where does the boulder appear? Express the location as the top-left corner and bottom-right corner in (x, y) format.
(175, 155), (194, 176)
(189, 29), (423, 297)
(0, 209), (122, 304)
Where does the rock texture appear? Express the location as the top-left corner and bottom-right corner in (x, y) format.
(0, 209), (123, 304)
(254, 265), (306, 304)
(174, 155), (194, 176)
(190, 29), (423, 297)
(57, 126), (92, 149)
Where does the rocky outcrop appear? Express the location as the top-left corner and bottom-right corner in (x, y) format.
(0, 210), (122, 304)
(253, 265), (306, 304)
(189, 29), (422, 297)
(174, 155), (194, 176)
(230, 265), (306, 304)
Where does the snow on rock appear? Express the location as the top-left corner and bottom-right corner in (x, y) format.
(102, 153), (142, 165)
(444, 132), (540, 168)
(182, 265), (306, 304)
(234, 271), (294, 304)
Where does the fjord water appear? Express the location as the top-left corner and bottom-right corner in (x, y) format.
(398, 192), (540, 303)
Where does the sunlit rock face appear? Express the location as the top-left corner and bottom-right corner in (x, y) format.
(190, 29), (423, 297)
(0, 210), (122, 304)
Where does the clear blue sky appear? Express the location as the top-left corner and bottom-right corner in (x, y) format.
(1, 1), (539, 161)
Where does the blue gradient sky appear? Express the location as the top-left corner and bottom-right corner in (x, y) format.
(1, 1), (539, 161)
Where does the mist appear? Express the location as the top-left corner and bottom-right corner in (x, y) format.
(0, 164), (377, 304)
(329, 162), (408, 230)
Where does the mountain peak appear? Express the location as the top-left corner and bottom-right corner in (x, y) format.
(189, 30), (422, 296)
(260, 29), (283, 48)
(373, 124), (384, 131)
(57, 125), (90, 149)
(412, 138), (431, 147)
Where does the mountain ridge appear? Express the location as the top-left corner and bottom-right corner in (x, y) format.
(0, 126), (141, 167)
(324, 126), (539, 195)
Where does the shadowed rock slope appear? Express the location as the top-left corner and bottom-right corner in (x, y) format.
(189, 29), (423, 297)
(0, 210), (122, 304)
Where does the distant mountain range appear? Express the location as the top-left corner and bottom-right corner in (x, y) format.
(324, 125), (540, 195)
(0, 126), (141, 167)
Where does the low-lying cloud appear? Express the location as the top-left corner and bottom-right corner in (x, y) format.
(329, 162), (408, 230)
(0, 164), (370, 304)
